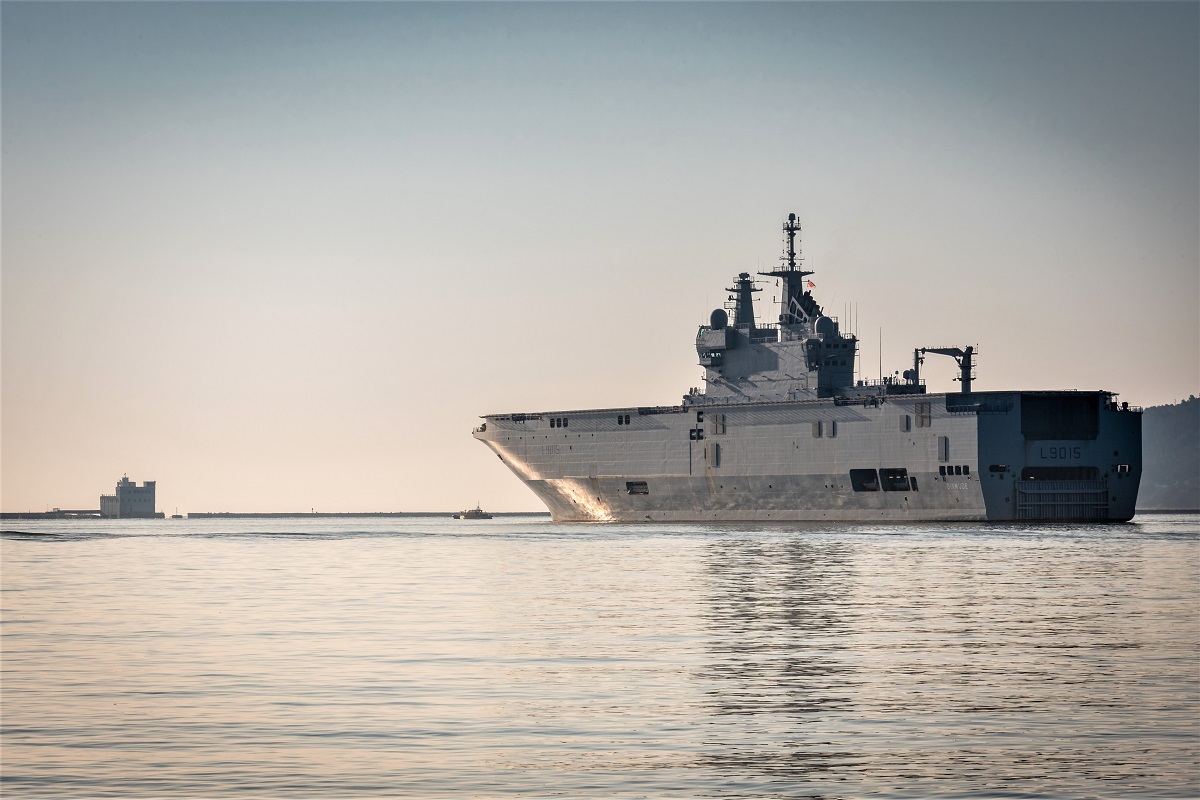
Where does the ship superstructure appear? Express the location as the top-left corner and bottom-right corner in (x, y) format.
(473, 214), (1142, 522)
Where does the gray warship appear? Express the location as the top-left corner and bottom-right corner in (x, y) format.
(473, 214), (1142, 522)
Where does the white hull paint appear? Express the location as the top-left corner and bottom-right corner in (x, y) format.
(474, 392), (1141, 523)
(474, 215), (1142, 523)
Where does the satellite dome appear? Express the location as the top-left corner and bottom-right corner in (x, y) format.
(710, 308), (728, 330)
(815, 316), (835, 336)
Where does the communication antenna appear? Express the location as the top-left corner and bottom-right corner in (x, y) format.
(760, 213), (816, 326)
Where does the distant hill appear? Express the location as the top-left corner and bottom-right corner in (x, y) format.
(1138, 396), (1200, 511)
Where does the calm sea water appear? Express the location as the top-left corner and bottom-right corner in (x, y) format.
(3, 514), (1197, 799)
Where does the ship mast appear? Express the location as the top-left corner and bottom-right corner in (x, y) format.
(760, 212), (820, 326)
(726, 273), (761, 332)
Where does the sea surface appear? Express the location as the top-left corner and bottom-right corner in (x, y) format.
(2, 514), (1197, 799)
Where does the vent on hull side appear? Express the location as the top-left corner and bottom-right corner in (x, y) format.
(1015, 480), (1109, 520)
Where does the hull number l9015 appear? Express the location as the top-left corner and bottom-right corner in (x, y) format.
(1040, 446), (1082, 460)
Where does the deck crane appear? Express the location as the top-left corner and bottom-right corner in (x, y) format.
(905, 346), (976, 393)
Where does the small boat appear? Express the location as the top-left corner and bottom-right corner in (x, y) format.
(453, 505), (492, 520)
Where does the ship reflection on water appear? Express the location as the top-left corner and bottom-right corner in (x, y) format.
(691, 527), (1196, 796)
(698, 537), (862, 785)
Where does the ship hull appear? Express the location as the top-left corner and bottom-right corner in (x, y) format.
(474, 391), (1141, 523)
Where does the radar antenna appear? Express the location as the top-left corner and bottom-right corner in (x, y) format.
(784, 213), (803, 271)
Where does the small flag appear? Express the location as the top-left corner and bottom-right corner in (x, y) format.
(807, 280), (816, 288)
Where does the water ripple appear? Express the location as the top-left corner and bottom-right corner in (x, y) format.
(2, 514), (1196, 797)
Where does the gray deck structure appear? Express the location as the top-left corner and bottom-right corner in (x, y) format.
(474, 215), (1141, 522)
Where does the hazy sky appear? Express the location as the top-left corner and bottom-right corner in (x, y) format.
(3, 2), (1197, 513)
